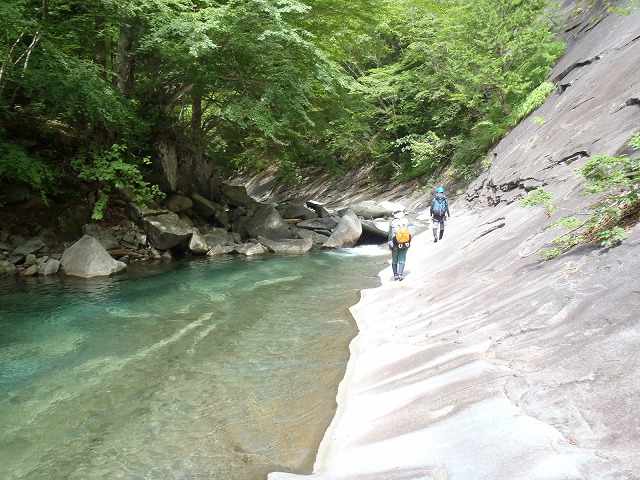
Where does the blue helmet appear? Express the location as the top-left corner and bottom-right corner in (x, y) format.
(436, 186), (445, 193)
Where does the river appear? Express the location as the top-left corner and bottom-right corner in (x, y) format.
(0, 246), (387, 479)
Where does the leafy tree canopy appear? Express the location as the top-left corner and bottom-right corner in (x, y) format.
(0, 0), (565, 205)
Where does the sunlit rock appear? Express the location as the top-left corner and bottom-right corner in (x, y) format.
(246, 205), (292, 240)
(61, 235), (126, 278)
(188, 228), (210, 255)
(322, 209), (362, 248)
(257, 236), (313, 254)
(141, 212), (192, 250)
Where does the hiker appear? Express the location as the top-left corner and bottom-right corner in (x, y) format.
(388, 208), (411, 281)
(430, 186), (450, 243)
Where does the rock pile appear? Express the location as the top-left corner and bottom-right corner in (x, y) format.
(0, 184), (396, 278)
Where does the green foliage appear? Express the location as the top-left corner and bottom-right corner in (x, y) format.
(522, 188), (555, 216)
(0, 0), (568, 198)
(71, 144), (164, 220)
(540, 247), (563, 261)
(596, 226), (626, 248)
(507, 82), (555, 128)
(0, 141), (58, 198)
(550, 216), (583, 230)
(531, 133), (640, 259)
(360, 0), (564, 181)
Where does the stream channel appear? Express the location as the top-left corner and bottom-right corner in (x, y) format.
(0, 245), (388, 479)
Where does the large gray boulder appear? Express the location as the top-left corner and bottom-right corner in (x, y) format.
(296, 217), (339, 234)
(202, 227), (231, 245)
(235, 242), (267, 256)
(350, 200), (389, 219)
(322, 209), (362, 248)
(61, 235), (127, 278)
(163, 193), (193, 213)
(38, 258), (61, 276)
(275, 203), (318, 221)
(220, 183), (257, 210)
(257, 236), (313, 254)
(360, 219), (390, 240)
(246, 205), (292, 240)
(141, 213), (193, 250)
(307, 200), (332, 218)
(294, 227), (330, 246)
(191, 193), (220, 218)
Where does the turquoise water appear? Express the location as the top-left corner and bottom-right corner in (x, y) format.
(0, 247), (386, 479)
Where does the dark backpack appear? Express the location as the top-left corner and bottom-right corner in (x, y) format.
(432, 193), (447, 216)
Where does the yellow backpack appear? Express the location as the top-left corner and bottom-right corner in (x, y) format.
(394, 225), (411, 249)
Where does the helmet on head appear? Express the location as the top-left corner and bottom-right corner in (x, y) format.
(436, 186), (445, 193)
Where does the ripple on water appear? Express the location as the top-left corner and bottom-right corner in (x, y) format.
(0, 252), (384, 479)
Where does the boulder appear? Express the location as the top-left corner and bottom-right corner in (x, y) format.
(204, 230), (234, 248)
(9, 237), (45, 263)
(141, 212), (193, 250)
(38, 258), (61, 276)
(0, 260), (17, 276)
(61, 235), (127, 278)
(83, 224), (120, 250)
(257, 236), (313, 254)
(235, 242), (267, 256)
(20, 264), (39, 277)
(23, 253), (37, 267)
(307, 200), (332, 218)
(322, 209), (362, 248)
(296, 217), (339, 233)
(163, 193), (193, 213)
(294, 228), (330, 245)
(191, 193), (220, 218)
(246, 205), (292, 240)
(188, 228), (210, 255)
(275, 203), (318, 221)
(220, 183), (257, 210)
(360, 219), (390, 240)
(350, 200), (388, 219)
(206, 245), (236, 256)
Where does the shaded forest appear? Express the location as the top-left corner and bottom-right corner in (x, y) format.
(1, 0), (565, 218)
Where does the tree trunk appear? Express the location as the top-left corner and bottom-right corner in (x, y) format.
(191, 92), (202, 134)
(94, 16), (107, 78)
(115, 20), (135, 97)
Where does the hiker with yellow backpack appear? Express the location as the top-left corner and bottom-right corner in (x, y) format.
(388, 208), (411, 281)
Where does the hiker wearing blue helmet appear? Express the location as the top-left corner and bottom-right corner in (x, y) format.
(430, 186), (450, 243)
(388, 208), (411, 281)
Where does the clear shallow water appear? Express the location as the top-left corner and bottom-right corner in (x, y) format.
(0, 247), (386, 479)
